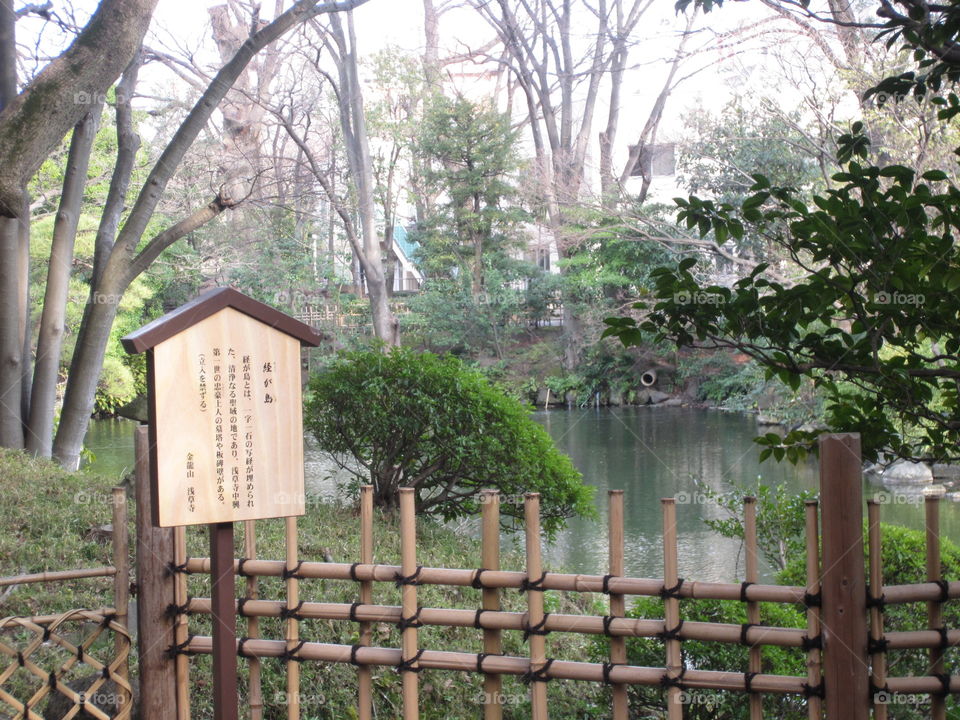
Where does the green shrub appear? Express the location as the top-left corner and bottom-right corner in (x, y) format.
(305, 347), (594, 535)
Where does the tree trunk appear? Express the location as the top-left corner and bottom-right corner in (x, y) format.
(52, 0), (375, 467)
(27, 107), (103, 456)
(0, 216), (24, 447)
(0, 0), (159, 217)
(0, 0), (21, 447)
(53, 272), (125, 469)
(330, 10), (399, 344)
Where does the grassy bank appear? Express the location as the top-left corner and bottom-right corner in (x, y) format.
(0, 449), (606, 719)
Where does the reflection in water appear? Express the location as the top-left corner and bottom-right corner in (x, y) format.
(534, 408), (819, 583)
(84, 408), (960, 584)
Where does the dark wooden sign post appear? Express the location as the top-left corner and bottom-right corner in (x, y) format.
(123, 287), (321, 720)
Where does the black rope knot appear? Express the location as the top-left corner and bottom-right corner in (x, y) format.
(866, 588), (886, 612)
(282, 640), (306, 663)
(397, 606), (425, 632)
(935, 673), (952, 696)
(474, 608), (491, 630)
(601, 574), (615, 595)
(521, 658), (554, 684)
(740, 581), (754, 603)
(519, 571), (547, 593)
(602, 662), (622, 685)
(744, 671), (758, 693)
(396, 648), (425, 674)
(349, 562), (361, 582)
(802, 681), (825, 699)
(868, 636), (889, 654)
(801, 634), (822, 652)
(350, 644), (363, 666)
(170, 558), (193, 575)
(237, 637), (253, 658)
(280, 601), (304, 621)
(657, 620), (684, 642)
(523, 613), (551, 642)
(281, 561), (303, 581)
(166, 598), (192, 619)
(803, 590), (822, 608)
(602, 615), (617, 636)
(236, 597), (249, 618)
(659, 668), (686, 689)
(394, 566), (423, 587)
(659, 579), (684, 600)
(349, 602), (362, 623)
(934, 579), (951, 602)
(236, 557), (251, 577)
(476, 652), (497, 674)
(169, 634), (197, 658)
(740, 623), (756, 647)
(471, 568), (487, 590)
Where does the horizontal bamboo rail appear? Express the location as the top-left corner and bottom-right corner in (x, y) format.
(182, 636), (810, 693)
(0, 566), (116, 586)
(0, 607), (118, 627)
(179, 557), (808, 602)
(192, 593), (821, 649)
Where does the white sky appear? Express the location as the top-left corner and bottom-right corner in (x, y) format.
(18, 0), (852, 205)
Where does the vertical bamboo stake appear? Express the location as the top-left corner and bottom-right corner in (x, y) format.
(285, 516), (300, 720)
(173, 525), (190, 720)
(111, 487), (131, 716)
(926, 495), (945, 720)
(358, 486), (374, 720)
(399, 488), (420, 720)
(744, 496), (762, 720)
(818, 434), (868, 720)
(134, 425), (177, 720)
(608, 490), (627, 720)
(524, 493), (548, 720)
(480, 489), (502, 720)
(244, 520), (262, 720)
(661, 498), (682, 720)
(867, 500), (886, 720)
(804, 500), (822, 720)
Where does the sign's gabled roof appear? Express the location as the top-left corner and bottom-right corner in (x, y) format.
(121, 286), (324, 354)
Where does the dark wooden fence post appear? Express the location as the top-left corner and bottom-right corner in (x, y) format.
(135, 425), (178, 720)
(819, 433), (869, 720)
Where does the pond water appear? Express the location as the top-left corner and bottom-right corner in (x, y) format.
(84, 408), (960, 584)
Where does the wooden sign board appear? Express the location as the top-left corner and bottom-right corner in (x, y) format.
(123, 288), (323, 527)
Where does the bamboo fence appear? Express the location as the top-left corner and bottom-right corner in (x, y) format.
(159, 477), (959, 719)
(0, 487), (131, 720)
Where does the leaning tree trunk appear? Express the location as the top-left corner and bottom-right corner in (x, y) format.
(52, 0), (374, 468)
(52, 272), (125, 469)
(27, 107), (103, 457)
